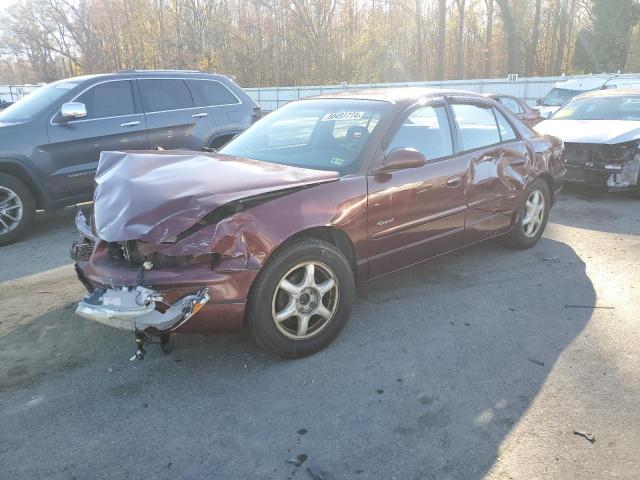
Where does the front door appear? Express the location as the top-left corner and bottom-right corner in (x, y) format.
(45, 79), (148, 199)
(366, 103), (468, 279)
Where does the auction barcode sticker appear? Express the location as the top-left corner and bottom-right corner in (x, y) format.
(321, 112), (365, 121)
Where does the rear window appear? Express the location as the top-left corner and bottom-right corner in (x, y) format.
(76, 81), (135, 119)
(494, 108), (517, 141)
(139, 79), (194, 112)
(499, 96), (523, 114)
(187, 80), (240, 107)
(451, 103), (501, 151)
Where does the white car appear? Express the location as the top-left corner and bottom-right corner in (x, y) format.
(536, 75), (640, 119)
(535, 89), (640, 193)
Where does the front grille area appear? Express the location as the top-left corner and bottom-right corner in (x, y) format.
(564, 141), (637, 167)
(108, 240), (218, 269)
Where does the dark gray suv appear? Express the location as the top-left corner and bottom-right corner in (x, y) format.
(0, 70), (259, 245)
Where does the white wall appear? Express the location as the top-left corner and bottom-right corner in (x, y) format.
(245, 76), (569, 111)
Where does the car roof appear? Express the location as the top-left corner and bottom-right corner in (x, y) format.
(308, 87), (489, 107)
(553, 76), (611, 90)
(575, 88), (640, 99)
(59, 70), (232, 83)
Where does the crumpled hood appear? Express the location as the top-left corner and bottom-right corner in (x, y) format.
(535, 119), (640, 145)
(93, 151), (339, 244)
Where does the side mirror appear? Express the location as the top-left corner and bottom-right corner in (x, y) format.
(60, 102), (87, 121)
(377, 148), (427, 173)
(535, 98), (543, 106)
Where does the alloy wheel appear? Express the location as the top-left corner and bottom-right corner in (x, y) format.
(0, 186), (23, 235)
(522, 189), (545, 238)
(271, 261), (339, 340)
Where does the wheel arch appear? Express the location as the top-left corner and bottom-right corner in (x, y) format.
(284, 226), (358, 279)
(0, 160), (48, 209)
(537, 172), (556, 205)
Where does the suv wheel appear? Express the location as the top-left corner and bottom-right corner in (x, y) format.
(246, 237), (355, 358)
(0, 173), (36, 246)
(502, 178), (550, 249)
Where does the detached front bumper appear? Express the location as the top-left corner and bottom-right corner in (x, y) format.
(76, 286), (209, 333)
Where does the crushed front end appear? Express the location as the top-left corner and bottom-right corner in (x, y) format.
(71, 150), (339, 359)
(563, 140), (640, 190)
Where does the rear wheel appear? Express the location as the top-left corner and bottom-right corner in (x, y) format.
(0, 173), (36, 246)
(246, 237), (354, 358)
(502, 178), (550, 249)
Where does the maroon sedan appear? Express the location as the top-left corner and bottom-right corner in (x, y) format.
(73, 88), (565, 359)
(485, 93), (543, 127)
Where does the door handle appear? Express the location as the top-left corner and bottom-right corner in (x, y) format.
(120, 121), (140, 127)
(446, 176), (463, 187)
(192, 112), (208, 118)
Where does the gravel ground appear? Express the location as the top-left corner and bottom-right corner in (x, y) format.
(0, 186), (638, 480)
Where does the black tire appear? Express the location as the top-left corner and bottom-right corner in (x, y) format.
(502, 178), (550, 249)
(0, 173), (36, 246)
(246, 237), (355, 358)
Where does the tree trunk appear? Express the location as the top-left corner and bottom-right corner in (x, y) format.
(495, 0), (521, 74)
(484, 0), (494, 78)
(456, 0), (466, 78)
(435, 0), (447, 80)
(525, 0), (542, 76)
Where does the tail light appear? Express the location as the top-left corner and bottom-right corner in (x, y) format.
(251, 106), (261, 123)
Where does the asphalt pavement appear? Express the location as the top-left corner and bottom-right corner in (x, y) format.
(1, 186), (638, 479)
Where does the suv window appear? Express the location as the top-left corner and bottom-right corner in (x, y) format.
(386, 106), (453, 161)
(451, 103), (501, 151)
(75, 81), (135, 120)
(187, 80), (240, 107)
(499, 96), (523, 114)
(494, 108), (517, 141)
(139, 79), (194, 112)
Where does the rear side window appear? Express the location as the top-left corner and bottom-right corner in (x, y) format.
(386, 106), (453, 161)
(451, 103), (501, 151)
(76, 81), (135, 119)
(187, 80), (240, 107)
(499, 96), (523, 114)
(139, 79), (194, 112)
(494, 108), (517, 141)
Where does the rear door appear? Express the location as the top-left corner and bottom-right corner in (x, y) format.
(448, 99), (530, 243)
(185, 79), (247, 148)
(366, 101), (468, 278)
(138, 78), (210, 150)
(45, 79), (148, 198)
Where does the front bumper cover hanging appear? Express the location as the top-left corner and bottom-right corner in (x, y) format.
(75, 286), (210, 332)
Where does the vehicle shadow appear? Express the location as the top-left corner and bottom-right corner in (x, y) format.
(0, 237), (595, 480)
(551, 184), (640, 236)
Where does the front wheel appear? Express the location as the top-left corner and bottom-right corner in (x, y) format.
(502, 178), (550, 249)
(246, 237), (355, 358)
(0, 173), (36, 246)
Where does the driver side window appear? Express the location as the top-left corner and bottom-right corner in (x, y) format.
(386, 106), (453, 161)
(75, 81), (135, 120)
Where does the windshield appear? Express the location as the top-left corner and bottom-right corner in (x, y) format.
(0, 80), (80, 122)
(553, 95), (640, 121)
(542, 88), (582, 107)
(219, 99), (391, 174)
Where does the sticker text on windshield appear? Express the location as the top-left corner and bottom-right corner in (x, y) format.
(321, 112), (365, 121)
